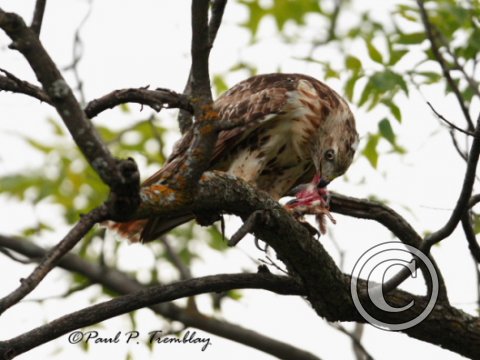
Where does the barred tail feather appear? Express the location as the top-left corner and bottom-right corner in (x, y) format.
(107, 214), (195, 243)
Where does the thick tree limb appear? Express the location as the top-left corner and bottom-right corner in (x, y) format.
(0, 10), (140, 207)
(0, 206), (108, 315)
(0, 235), (321, 360)
(83, 88), (193, 119)
(132, 172), (480, 358)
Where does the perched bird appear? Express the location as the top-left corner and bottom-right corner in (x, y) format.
(111, 73), (359, 242)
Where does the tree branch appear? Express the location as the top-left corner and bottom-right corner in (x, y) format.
(426, 101), (478, 137)
(0, 273), (305, 359)
(330, 193), (449, 302)
(0, 206), (108, 315)
(416, 0), (474, 130)
(177, 0), (227, 133)
(424, 114), (480, 248)
(190, 0), (212, 101)
(0, 10), (140, 206)
(83, 87), (193, 119)
(0, 235), (321, 360)
(462, 212), (480, 263)
(0, 69), (50, 103)
(373, 114), (480, 294)
(30, 0), (47, 35)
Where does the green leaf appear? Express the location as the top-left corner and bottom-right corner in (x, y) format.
(378, 118), (396, 145)
(238, 0), (268, 37)
(370, 70), (409, 95)
(415, 71), (442, 85)
(362, 134), (380, 168)
(227, 290), (243, 301)
(345, 55), (362, 72)
(119, 103), (130, 113)
(396, 32), (425, 44)
(207, 226), (228, 251)
(389, 49), (408, 66)
(359, 79), (375, 107)
(381, 100), (402, 122)
(213, 74), (229, 95)
(345, 73), (362, 102)
(366, 40), (383, 64)
(473, 214), (480, 234)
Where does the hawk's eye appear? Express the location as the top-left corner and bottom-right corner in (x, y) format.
(324, 149), (335, 161)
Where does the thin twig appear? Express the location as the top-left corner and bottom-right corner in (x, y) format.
(62, 0), (92, 106)
(0, 68), (50, 103)
(0, 206), (108, 315)
(330, 323), (374, 360)
(0, 248), (35, 264)
(30, 0), (47, 35)
(160, 236), (192, 279)
(427, 101), (478, 137)
(416, 0), (474, 130)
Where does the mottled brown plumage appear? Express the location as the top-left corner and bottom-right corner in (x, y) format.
(111, 73), (359, 242)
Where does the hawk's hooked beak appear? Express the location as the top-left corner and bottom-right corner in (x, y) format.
(317, 178), (330, 188)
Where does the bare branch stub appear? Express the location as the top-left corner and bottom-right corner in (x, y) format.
(0, 205), (108, 315)
(0, 10), (140, 218)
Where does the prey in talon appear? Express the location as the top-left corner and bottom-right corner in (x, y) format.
(286, 174), (336, 235)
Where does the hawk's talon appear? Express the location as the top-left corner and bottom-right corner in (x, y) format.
(228, 209), (270, 247)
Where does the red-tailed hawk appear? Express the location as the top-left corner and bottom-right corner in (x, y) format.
(112, 73), (358, 242)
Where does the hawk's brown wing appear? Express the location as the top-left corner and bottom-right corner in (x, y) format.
(143, 74), (298, 186)
(112, 74), (317, 242)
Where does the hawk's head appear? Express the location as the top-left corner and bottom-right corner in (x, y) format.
(312, 109), (359, 185)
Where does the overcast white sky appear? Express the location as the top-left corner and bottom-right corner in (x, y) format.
(0, 1), (478, 359)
